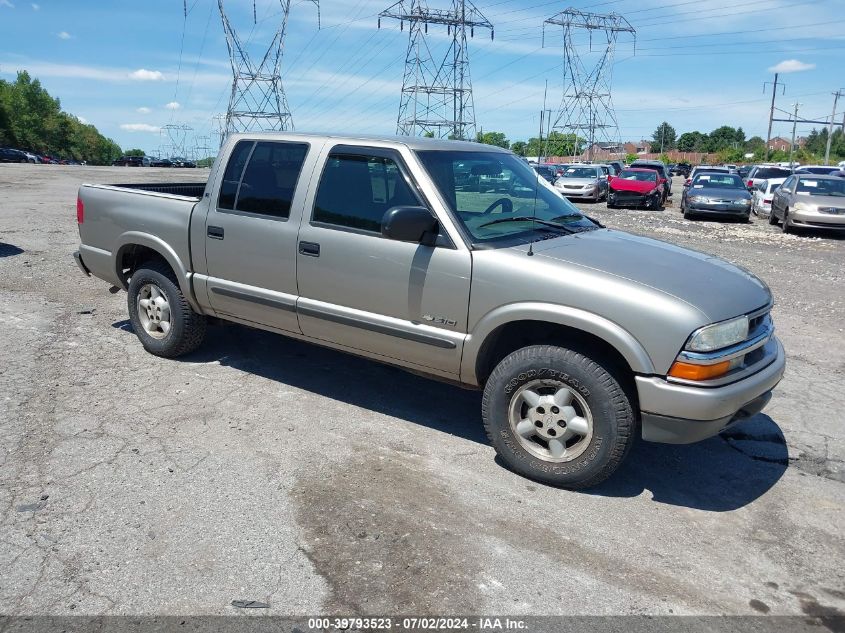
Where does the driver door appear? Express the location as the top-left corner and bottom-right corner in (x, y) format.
(295, 145), (472, 378)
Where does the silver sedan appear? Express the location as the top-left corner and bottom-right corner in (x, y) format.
(553, 165), (608, 201)
(770, 174), (845, 234)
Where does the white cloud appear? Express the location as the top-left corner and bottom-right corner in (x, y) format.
(136, 106), (152, 114)
(120, 123), (160, 133)
(129, 68), (165, 81)
(77, 116), (88, 124)
(31, 2), (39, 9)
(0, 0), (15, 7)
(57, 31), (72, 40)
(768, 59), (816, 74)
(164, 101), (181, 110)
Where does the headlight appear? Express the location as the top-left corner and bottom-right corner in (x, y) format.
(688, 195), (703, 203)
(793, 202), (812, 211)
(685, 315), (749, 352)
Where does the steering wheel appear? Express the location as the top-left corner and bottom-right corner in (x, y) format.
(481, 197), (513, 215)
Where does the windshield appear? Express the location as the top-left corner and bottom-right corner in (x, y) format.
(754, 167), (791, 179)
(796, 178), (845, 196)
(693, 174), (744, 188)
(617, 170), (657, 182)
(560, 167), (599, 179)
(416, 150), (598, 246)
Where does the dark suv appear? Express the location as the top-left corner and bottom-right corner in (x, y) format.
(113, 156), (148, 167)
(0, 148), (29, 163)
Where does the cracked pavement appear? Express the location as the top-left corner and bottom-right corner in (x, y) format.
(0, 164), (843, 618)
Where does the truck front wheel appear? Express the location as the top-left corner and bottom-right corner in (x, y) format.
(482, 345), (635, 489)
(127, 260), (207, 358)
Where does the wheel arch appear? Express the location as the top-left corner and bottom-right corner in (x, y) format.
(463, 303), (655, 390)
(114, 232), (201, 313)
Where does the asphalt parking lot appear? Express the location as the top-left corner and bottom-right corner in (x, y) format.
(1, 164), (843, 618)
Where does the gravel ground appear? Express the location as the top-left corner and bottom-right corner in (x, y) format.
(0, 165), (843, 619)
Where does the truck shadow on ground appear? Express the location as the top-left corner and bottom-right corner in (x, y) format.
(0, 242), (24, 257)
(114, 320), (788, 511)
(583, 414), (788, 511)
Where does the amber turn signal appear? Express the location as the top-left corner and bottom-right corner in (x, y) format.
(668, 360), (731, 381)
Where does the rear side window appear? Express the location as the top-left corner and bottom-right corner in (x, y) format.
(235, 141), (309, 218)
(217, 141), (253, 210)
(313, 153), (419, 232)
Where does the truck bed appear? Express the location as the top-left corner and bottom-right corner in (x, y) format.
(107, 182), (207, 199)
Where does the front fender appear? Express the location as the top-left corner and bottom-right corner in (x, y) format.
(114, 231), (201, 313)
(460, 302), (656, 386)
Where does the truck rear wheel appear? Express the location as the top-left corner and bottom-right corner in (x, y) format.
(127, 260), (206, 358)
(482, 345), (635, 489)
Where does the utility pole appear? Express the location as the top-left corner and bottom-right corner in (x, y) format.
(218, 0), (320, 139)
(824, 89), (843, 166)
(543, 9), (635, 167)
(379, 0), (493, 140)
(764, 74), (784, 161)
(788, 102), (801, 173)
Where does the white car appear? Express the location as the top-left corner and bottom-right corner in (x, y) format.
(751, 178), (786, 217)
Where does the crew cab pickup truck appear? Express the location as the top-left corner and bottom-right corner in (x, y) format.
(75, 133), (785, 488)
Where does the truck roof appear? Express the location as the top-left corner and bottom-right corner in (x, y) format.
(225, 131), (510, 153)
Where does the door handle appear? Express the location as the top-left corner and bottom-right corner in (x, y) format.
(208, 225), (224, 240)
(299, 241), (320, 257)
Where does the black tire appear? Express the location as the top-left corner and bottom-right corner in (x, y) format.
(781, 209), (791, 233)
(127, 260), (207, 358)
(481, 345), (635, 489)
(768, 209), (778, 225)
(683, 210), (694, 220)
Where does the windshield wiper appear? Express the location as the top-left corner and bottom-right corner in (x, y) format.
(478, 216), (575, 232)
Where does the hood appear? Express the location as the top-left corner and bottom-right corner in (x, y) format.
(531, 229), (771, 322)
(687, 187), (751, 200)
(557, 177), (599, 186)
(610, 177), (657, 193)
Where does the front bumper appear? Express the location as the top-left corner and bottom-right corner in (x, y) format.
(637, 337), (786, 444)
(609, 190), (659, 206)
(687, 202), (751, 217)
(791, 207), (845, 229)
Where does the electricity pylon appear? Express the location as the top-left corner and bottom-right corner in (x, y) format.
(218, 0), (320, 140)
(160, 124), (193, 159)
(543, 9), (635, 161)
(379, 0), (493, 140)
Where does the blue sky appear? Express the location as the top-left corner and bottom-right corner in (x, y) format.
(1, 0), (843, 154)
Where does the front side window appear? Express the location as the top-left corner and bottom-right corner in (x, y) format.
(313, 152), (420, 232)
(416, 150), (598, 246)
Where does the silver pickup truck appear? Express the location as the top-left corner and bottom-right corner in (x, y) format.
(75, 133), (785, 488)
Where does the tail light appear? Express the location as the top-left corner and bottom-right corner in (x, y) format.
(747, 180), (753, 188)
(76, 196), (84, 224)
(685, 178), (691, 186)
(763, 198), (772, 204)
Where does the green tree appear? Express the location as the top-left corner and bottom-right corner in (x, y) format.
(0, 70), (122, 164)
(125, 148), (146, 157)
(526, 131), (582, 158)
(744, 136), (765, 154)
(510, 140), (527, 156)
(707, 126), (745, 152)
(475, 131), (509, 149)
(651, 122), (677, 152)
(624, 153), (638, 164)
(677, 131), (708, 152)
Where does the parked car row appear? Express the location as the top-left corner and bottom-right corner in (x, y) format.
(0, 147), (84, 164)
(112, 156), (198, 168)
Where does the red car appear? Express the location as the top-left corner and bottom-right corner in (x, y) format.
(607, 168), (665, 210)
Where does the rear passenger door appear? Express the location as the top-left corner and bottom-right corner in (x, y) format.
(295, 145), (471, 378)
(200, 139), (313, 333)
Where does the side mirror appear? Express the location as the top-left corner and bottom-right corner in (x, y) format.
(381, 206), (438, 244)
